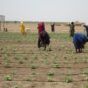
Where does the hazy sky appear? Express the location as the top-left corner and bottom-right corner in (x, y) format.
(0, 0), (88, 23)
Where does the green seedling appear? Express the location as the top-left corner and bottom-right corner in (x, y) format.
(26, 78), (32, 81)
(4, 75), (12, 81)
(52, 63), (60, 68)
(31, 72), (36, 75)
(47, 72), (54, 76)
(47, 76), (54, 82)
(31, 65), (37, 69)
(47, 72), (54, 82)
(65, 76), (73, 83)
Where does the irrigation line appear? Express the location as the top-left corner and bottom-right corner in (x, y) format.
(0, 72), (88, 76)
(0, 52), (42, 54)
(1, 60), (88, 64)
(0, 79), (88, 83)
(0, 66), (88, 69)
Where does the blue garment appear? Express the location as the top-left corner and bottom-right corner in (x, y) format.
(73, 33), (88, 49)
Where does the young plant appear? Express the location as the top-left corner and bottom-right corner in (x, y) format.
(47, 76), (54, 82)
(4, 75), (13, 81)
(65, 76), (73, 83)
(26, 77), (32, 81)
(47, 72), (54, 76)
(47, 72), (55, 82)
(26, 75), (34, 81)
(52, 63), (60, 68)
(30, 64), (38, 69)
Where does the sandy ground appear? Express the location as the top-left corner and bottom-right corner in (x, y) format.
(0, 22), (88, 88)
(0, 33), (88, 88)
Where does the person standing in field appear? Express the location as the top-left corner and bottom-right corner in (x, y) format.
(20, 21), (26, 35)
(51, 23), (55, 32)
(69, 22), (75, 37)
(84, 25), (88, 37)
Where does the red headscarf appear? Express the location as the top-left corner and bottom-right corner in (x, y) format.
(38, 22), (45, 33)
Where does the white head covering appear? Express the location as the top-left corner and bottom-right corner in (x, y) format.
(20, 21), (24, 24)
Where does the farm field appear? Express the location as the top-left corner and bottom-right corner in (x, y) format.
(0, 32), (88, 88)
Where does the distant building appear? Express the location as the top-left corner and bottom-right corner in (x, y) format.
(0, 15), (5, 31)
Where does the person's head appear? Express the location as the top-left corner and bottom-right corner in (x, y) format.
(38, 22), (45, 30)
(20, 21), (24, 25)
(38, 22), (44, 26)
(71, 22), (74, 25)
(84, 25), (87, 28)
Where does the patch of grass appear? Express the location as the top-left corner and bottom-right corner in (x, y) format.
(0, 32), (71, 42)
(52, 63), (60, 68)
(47, 72), (54, 76)
(83, 69), (88, 76)
(4, 75), (13, 81)
(47, 72), (55, 82)
(13, 49), (17, 53)
(85, 85), (88, 88)
(4, 63), (11, 68)
(31, 72), (36, 75)
(26, 78), (32, 81)
(44, 60), (49, 65)
(3, 54), (8, 60)
(25, 75), (35, 81)
(65, 76), (73, 83)
(47, 76), (54, 82)
(84, 72), (88, 76)
(14, 54), (24, 61)
(30, 65), (38, 69)
(0, 32), (37, 42)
